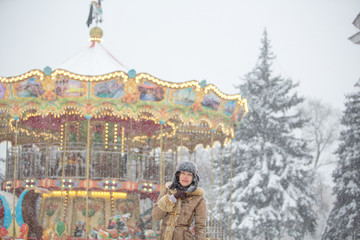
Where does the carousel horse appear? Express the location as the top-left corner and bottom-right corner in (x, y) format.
(91, 213), (135, 239)
(144, 229), (157, 239)
(86, 0), (103, 27)
(74, 221), (85, 238)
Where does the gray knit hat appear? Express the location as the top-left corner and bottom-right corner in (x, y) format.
(169, 160), (200, 193)
(176, 160), (197, 176)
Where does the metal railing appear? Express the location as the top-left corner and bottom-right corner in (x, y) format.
(4, 143), (176, 183)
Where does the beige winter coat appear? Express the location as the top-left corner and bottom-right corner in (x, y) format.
(152, 183), (207, 240)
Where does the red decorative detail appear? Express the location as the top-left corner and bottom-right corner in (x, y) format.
(124, 93), (133, 103)
(19, 223), (29, 238)
(157, 108), (168, 119)
(12, 104), (20, 115)
(43, 89), (56, 101)
(192, 102), (201, 112)
(84, 103), (95, 115)
(0, 226), (8, 237)
(0, 206), (4, 219)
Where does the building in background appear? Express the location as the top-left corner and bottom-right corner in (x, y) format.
(349, 13), (360, 45)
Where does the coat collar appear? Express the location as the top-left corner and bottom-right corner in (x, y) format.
(165, 182), (205, 197)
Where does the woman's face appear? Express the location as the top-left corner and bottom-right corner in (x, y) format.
(179, 171), (194, 187)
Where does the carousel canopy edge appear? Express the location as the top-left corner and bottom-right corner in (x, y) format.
(0, 68), (248, 126)
(0, 69), (247, 101)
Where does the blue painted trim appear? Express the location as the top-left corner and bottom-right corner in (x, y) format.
(0, 194), (12, 229)
(85, 115), (93, 120)
(128, 69), (136, 78)
(15, 189), (28, 226)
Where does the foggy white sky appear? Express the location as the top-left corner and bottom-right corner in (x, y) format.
(0, 0), (359, 112)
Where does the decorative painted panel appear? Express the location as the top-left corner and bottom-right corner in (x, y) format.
(171, 88), (196, 106)
(14, 78), (44, 98)
(54, 78), (85, 97)
(138, 81), (164, 102)
(94, 79), (125, 99)
(201, 91), (221, 111)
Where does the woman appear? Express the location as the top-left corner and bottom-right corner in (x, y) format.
(152, 160), (207, 240)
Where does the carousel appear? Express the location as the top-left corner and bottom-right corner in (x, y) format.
(0, 2), (248, 239)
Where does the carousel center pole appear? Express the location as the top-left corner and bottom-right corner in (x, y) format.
(180, 129), (183, 162)
(60, 116), (68, 222)
(120, 126), (125, 178)
(46, 115), (51, 177)
(5, 128), (8, 180)
(174, 147), (178, 173)
(194, 148), (196, 164)
(128, 118), (133, 180)
(220, 144), (223, 238)
(210, 130), (214, 240)
(230, 140), (233, 240)
(85, 117), (91, 237)
(159, 122), (164, 191)
(12, 119), (18, 238)
(163, 128), (167, 181)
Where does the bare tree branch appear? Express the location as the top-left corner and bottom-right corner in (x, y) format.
(298, 98), (341, 168)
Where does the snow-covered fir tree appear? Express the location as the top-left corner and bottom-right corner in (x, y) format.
(211, 143), (237, 239)
(214, 30), (317, 240)
(322, 80), (360, 240)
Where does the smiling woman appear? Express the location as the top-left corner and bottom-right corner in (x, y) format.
(178, 171), (194, 187)
(152, 160), (206, 240)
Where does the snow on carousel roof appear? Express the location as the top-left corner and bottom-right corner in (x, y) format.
(57, 27), (128, 75)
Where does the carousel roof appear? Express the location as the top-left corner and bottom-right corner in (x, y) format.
(57, 36), (128, 75)
(0, 25), (248, 151)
